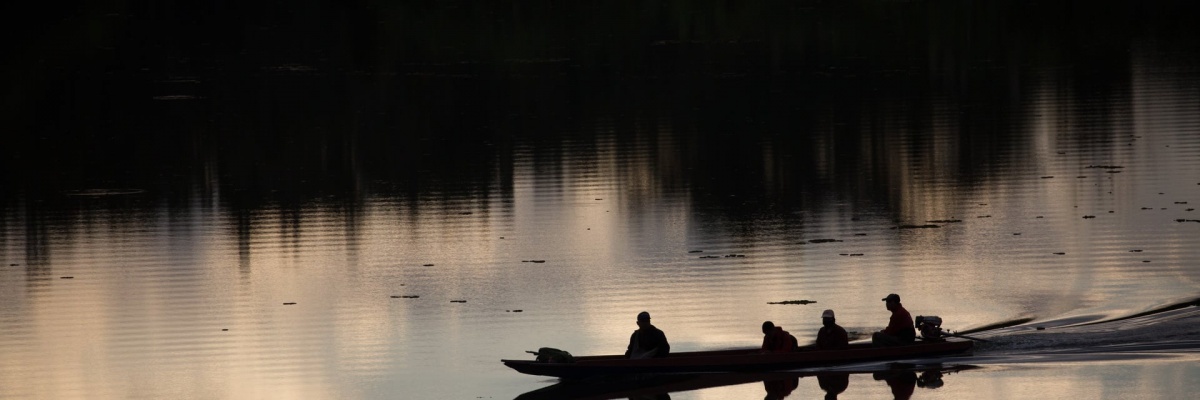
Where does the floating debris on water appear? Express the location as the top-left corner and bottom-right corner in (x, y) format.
(508, 310), (523, 313)
(1176, 219), (1200, 223)
(1082, 215), (1096, 219)
(1053, 252), (1066, 255)
(521, 260), (547, 263)
(1106, 170), (1123, 173)
(723, 254), (745, 258)
(808, 239), (842, 243)
(854, 233), (867, 236)
(1175, 202), (1188, 204)
(1036, 216), (1044, 218)
(423, 264), (435, 267)
(459, 212), (472, 215)
(450, 300), (467, 303)
(283, 302), (296, 305)
(977, 215), (992, 218)
(699, 255), (720, 259)
(392, 295), (419, 299)
(1040, 176), (1054, 179)
(60, 276), (74, 279)
(927, 219), (962, 223)
(8, 263), (17, 266)
(1143, 260), (1152, 263)
(1077, 176), (1087, 178)
(1188, 209), (1195, 212)
(1130, 250), (1143, 252)
(769, 300), (817, 305)
(1086, 165), (1125, 169)
(222, 329), (228, 331)
(896, 224), (940, 229)
(688, 250), (703, 253)
(1141, 207), (1153, 210)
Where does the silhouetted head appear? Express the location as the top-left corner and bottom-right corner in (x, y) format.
(882, 293), (901, 311)
(821, 309), (836, 326)
(762, 321), (775, 334)
(637, 311), (651, 329)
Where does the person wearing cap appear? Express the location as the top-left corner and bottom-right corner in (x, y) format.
(760, 321), (797, 353)
(625, 311), (670, 359)
(815, 309), (849, 350)
(873, 293), (915, 346)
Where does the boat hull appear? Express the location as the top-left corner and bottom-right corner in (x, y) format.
(502, 340), (973, 380)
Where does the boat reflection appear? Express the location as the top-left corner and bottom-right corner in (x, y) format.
(514, 364), (977, 400)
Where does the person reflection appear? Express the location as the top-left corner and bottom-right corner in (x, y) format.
(762, 376), (799, 400)
(873, 369), (918, 400)
(817, 373), (850, 400)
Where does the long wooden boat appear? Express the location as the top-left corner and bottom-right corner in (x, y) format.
(514, 364), (979, 400)
(501, 339), (973, 380)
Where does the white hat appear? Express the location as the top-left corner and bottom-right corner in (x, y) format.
(821, 309), (835, 318)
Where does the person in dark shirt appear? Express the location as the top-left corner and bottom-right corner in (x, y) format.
(626, 311), (670, 359)
(872, 293), (915, 346)
(815, 309), (849, 350)
(760, 321), (796, 353)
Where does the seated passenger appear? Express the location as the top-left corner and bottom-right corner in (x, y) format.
(815, 309), (849, 350)
(760, 321), (797, 353)
(625, 311), (670, 359)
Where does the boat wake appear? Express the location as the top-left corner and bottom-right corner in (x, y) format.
(958, 298), (1200, 365)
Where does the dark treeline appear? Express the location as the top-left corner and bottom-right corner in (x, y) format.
(3, 1), (1197, 212)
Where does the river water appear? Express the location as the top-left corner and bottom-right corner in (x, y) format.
(3, 2), (1200, 399)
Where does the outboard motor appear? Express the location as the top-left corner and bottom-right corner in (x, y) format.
(915, 315), (944, 340)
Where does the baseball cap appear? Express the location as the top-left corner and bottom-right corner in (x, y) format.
(882, 293), (901, 302)
(821, 309), (835, 318)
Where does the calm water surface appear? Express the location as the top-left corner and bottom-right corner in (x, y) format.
(4, 3), (1200, 399)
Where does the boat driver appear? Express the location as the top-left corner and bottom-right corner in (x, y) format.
(872, 293), (915, 346)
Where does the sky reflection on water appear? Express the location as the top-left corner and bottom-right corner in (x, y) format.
(4, 2), (1200, 399)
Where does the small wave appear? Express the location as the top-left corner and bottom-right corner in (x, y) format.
(151, 95), (200, 101)
(63, 189), (146, 196)
(262, 64), (319, 73)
